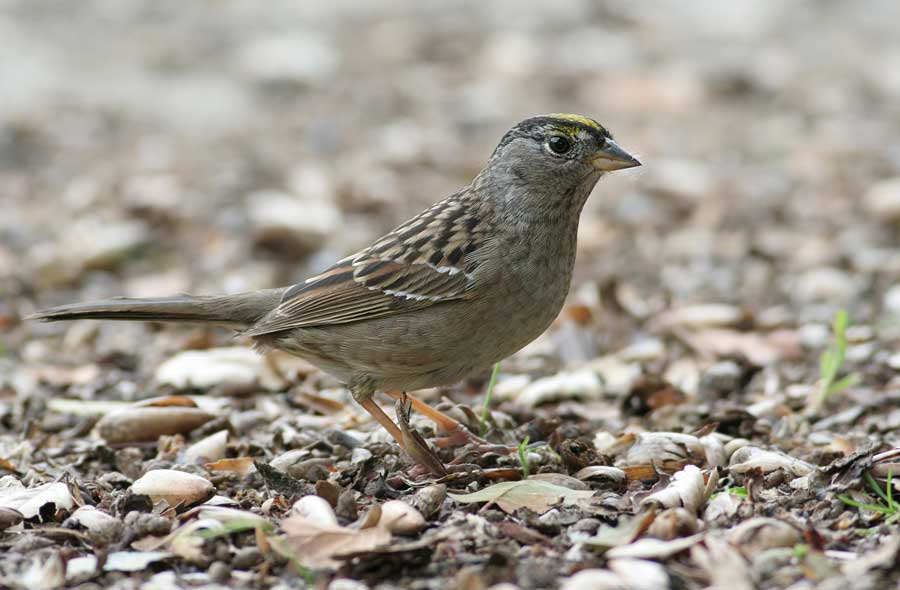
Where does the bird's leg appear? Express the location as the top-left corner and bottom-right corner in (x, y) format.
(355, 396), (404, 445)
(383, 391), (489, 448)
(394, 394), (447, 476)
(352, 388), (446, 476)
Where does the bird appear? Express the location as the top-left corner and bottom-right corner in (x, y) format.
(29, 114), (640, 475)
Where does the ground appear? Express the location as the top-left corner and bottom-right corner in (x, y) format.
(1, 1), (900, 589)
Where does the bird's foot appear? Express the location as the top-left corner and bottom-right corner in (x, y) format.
(383, 391), (489, 448)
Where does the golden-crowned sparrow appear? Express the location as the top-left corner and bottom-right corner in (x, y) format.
(30, 114), (640, 473)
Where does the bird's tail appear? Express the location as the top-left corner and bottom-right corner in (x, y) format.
(28, 288), (286, 330)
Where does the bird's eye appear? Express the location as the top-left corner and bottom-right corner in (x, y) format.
(547, 135), (572, 155)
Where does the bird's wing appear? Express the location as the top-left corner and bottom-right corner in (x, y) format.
(242, 194), (490, 336)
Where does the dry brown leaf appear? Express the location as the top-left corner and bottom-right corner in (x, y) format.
(137, 395), (200, 408)
(584, 512), (657, 550)
(292, 390), (346, 414)
(274, 514), (392, 570)
(674, 327), (801, 365)
(448, 480), (594, 514)
(0, 480), (75, 519)
(204, 457), (256, 475)
(640, 465), (718, 513)
(691, 536), (753, 590)
(606, 533), (705, 559)
(97, 406), (215, 444)
(28, 363), (101, 387)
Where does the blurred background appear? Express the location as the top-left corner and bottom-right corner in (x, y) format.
(3, 0), (900, 361)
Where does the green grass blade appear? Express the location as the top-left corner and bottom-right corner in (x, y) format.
(865, 471), (891, 506)
(518, 436), (531, 478)
(838, 495), (893, 514)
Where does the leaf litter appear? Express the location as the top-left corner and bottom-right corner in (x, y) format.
(3, 2), (900, 590)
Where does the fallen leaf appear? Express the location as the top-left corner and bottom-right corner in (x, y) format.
(606, 533), (705, 559)
(273, 514), (393, 570)
(673, 327), (801, 365)
(640, 465), (717, 513)
(0, 479), (74, 519)
(729, 446), (814, 477)
(204, 457), (256, 475)
(448, 480), (594, 514)
(103, 551), (173, 572)
(584, 513), (656, 550)
(47, 398), (130, 416)
(97, 404), (215, 444)
(691, 536), (754, 590)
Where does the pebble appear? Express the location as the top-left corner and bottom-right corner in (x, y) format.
(237, 34), (337, 85)
(247, 190), (341, 257)
(863, 177), (900, 220)
(98, 405), (215, 445)
(155, 347), (268, 390)
(61, 219), (149, 272)
(645, 157), (715, 202)
(729, 517), (802, 555)
(208, 561), (231, 584)
(291, 495), (339, 527)
(515, 367), (603, 406)
(232, 547), (263, 570)
(700, 361), (744, 396)
(884, 284), (900, 315)
(130, 470), (215, 507)
(327, 578), (371, 590)
(791, 267), (859, 304)
(183, 430), (229, 464)
(379, 500), (426, 535)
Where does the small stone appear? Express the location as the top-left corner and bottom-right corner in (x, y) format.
(863, 177), (900, 220)
(183, 430), (229, 464)
(791, 267), (859, 303)
(561, 568), (625, 590)
(130, 470), (215, 508)
(798, 323), (830, 349)
(64, 506), (124, 542)
(62, 219), (149, 272)
(887, 352), (900, 371)
(291, 495), (338, 527)
(646, 157), (714, 202)
(247, 190), (341, 257)
(0, 507), (24, 530)
(237, 35), (337, 85)
(327, 578), (370, 590)
(729, 517), (802, 556)
(700, 361), (744, 396)
(884, 284), (900, 315)
(98, 405), (215, 445)
(379, 500), (426, 535)
(232, 547), (263, 570)
(515, 367), (603, 406)
(208, 561), (231, 584)
(155, 347), (265, 390)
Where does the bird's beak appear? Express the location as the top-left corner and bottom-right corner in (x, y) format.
(591, 139), (641, 171)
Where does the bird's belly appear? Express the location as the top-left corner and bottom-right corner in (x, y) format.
(284, 268), (571, 392)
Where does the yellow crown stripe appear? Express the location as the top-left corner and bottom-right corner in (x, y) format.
(544, 113), (602, 131)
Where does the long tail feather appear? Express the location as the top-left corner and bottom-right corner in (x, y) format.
(28, 289), (285, 330)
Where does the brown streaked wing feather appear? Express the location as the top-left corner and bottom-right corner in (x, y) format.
(241, 258), (470, 336)
(242, 191), (490, 337)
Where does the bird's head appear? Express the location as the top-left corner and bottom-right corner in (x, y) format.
(483, 114), (640, 215)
